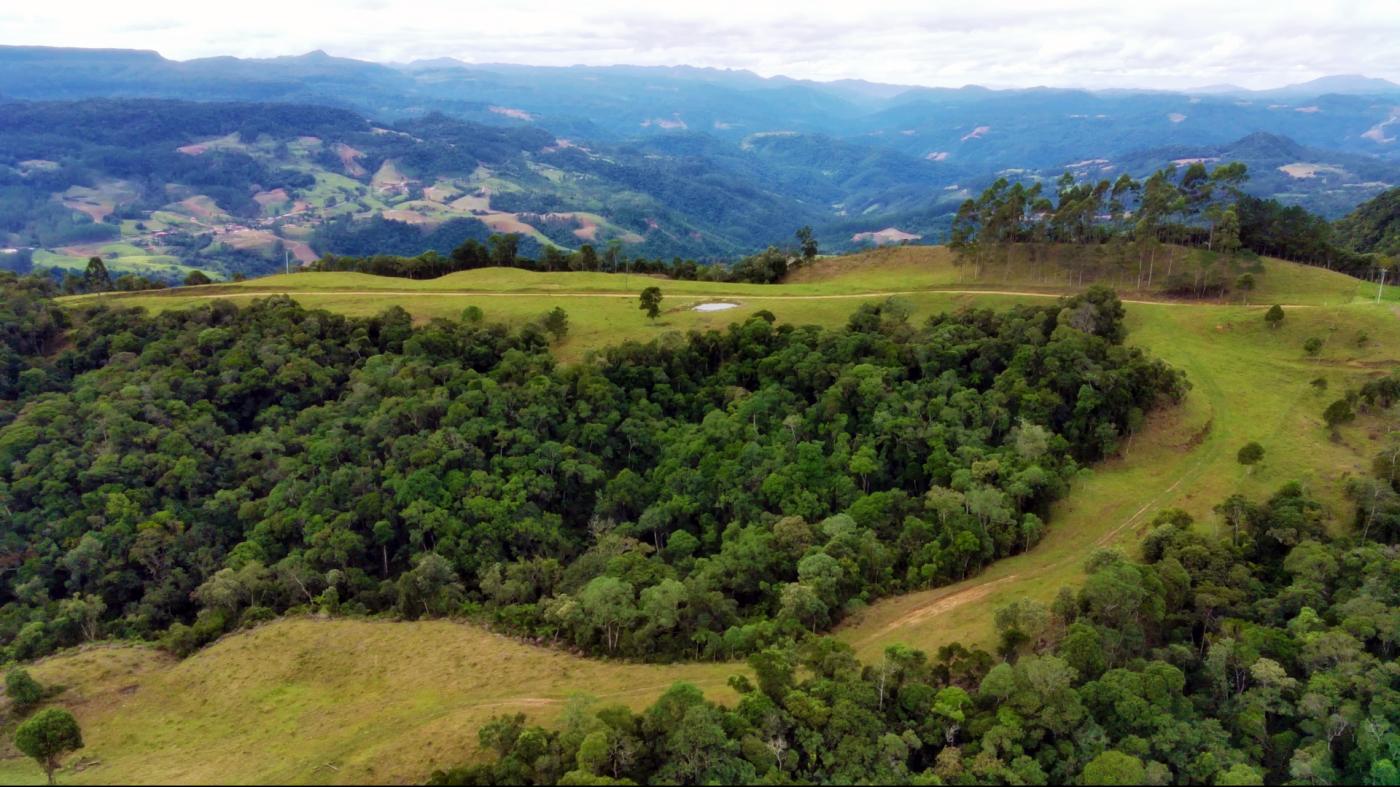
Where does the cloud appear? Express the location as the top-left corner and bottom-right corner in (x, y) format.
(1, 0), (1397, 89)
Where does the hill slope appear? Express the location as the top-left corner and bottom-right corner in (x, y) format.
(1335, 185), (1400, 254)
(9, 249), (1393, 784)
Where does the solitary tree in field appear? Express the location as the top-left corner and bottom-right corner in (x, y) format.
(796, 226), (819, 262)
(1237, 442), (1264, 473)
(542, 307), (569, 343)
(640, 287), (663, 323)
(1264, 304), (1284, 329)
(1303, 337), (1323, 356)
(183, 270), (212, 287)
(14, 708), (83, 785)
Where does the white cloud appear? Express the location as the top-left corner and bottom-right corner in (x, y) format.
(1, 0), (1397, 89)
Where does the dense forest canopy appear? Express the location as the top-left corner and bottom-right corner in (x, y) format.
(431, 477), (1400, 786)
(0, 278), (1181, 663)
(1335, 187), (1400, 258)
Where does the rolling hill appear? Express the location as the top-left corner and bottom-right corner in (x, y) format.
(4, 246), (1396, 784)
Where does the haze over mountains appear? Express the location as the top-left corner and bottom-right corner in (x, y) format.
(2, 45), (1399, 275)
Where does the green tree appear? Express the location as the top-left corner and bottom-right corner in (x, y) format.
(542, 307), (570, 343)
(795, 226), (818, 262)
(1264, 304), (1285, 329)
(14, 708), (83, 785)
(1303, 336), (1323, 356)
(1216, 205), (1242, 254)
(1323, 399), (1355, 432)
(5, 668), (44, 716)
(395, 553), (464, 619)
(183, 270), (212, 287)
(639, 287), (663, 323)
(1237, 442), (1264, 471)
(1080, 750), (1146, 785)
(1214, 763), (1265, 785)
(578, 577), (636, 652)
(82, 257), (110, 292)
(1235, 273), (1255, 304)
(489, 234), (520, 267)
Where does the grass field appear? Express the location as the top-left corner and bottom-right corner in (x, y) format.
(0, 621), (738, 785)
(34, 249), (205, 279)
(12, 245), (1396, 784)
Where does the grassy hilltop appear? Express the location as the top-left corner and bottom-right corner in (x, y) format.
(2, 245), (1396, 784)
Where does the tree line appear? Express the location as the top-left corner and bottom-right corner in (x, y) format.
(951, 161), (1388, 294)
(0, 278), (1181, 664)
(305, 227), (821, 285)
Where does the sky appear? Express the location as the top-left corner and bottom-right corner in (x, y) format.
(2, 0), (1398, 90)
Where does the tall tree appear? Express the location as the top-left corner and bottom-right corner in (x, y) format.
(81, 257), (110, 293)
(639, 287), (663, 322)
(14, 708), (83, 786)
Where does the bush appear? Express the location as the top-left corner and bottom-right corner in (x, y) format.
(1324, 399), (1355, 431)
(1237, 442), (1265, 467)
(1303, 337), (1323, 356)
(5, 668), (43, 716)
(239, 605), (276, 629)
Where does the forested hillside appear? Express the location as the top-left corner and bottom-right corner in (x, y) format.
(1335, 187), (1400, 257)
(433, 480), (1400, 785)
(0, 276), (1182, 664)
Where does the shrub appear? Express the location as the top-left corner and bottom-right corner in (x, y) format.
(5, 668), (43, 716)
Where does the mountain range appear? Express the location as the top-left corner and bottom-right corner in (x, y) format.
(1, 46), (1398, 277)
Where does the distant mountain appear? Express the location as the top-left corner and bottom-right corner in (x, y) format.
(1183, 83), (1251, 95)
(3, 47), (1397, 158)
(2, 47), (1399, 268)
(1263, 74), (1400, 98)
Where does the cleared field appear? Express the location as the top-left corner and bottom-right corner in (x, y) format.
(36, 249), (205, 278)
(20, 245), (1397, 784)
(0, 620), (737, 785)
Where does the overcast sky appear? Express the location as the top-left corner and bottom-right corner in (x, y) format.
(2, 0), (1397, 90)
